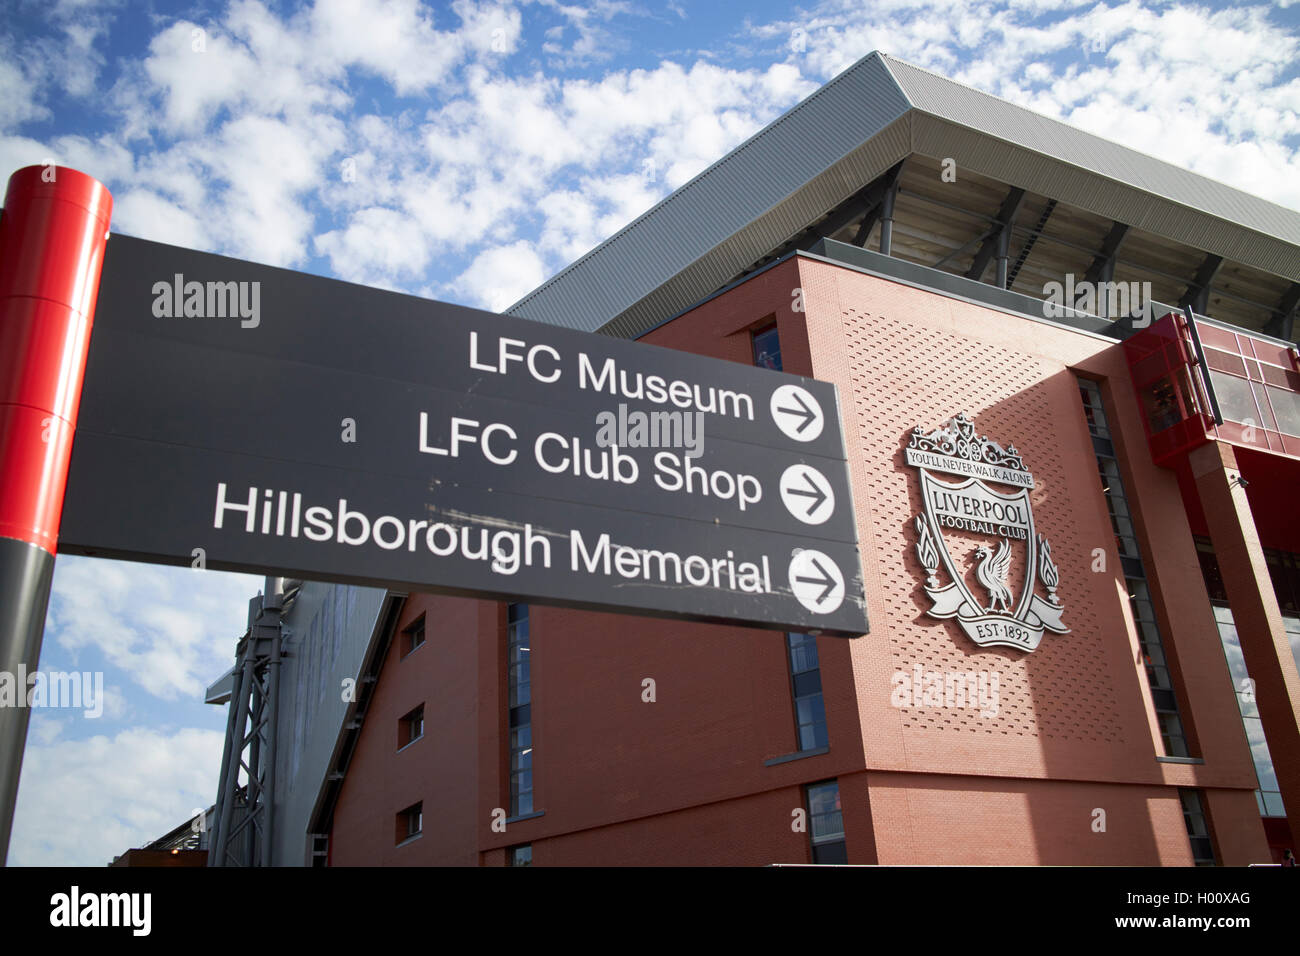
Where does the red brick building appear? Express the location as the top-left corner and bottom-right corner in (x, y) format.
(313, 54), (1300, 867)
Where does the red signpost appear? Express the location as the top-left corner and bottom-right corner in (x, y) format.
(0, 165), (113, 863)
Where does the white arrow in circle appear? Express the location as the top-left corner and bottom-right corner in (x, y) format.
(770, 384), (824, 442)
(788, 549), (845, 614)
(779, 463), (835, 525)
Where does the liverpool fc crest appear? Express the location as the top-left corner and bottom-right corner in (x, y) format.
(906, 412), (1069, 653)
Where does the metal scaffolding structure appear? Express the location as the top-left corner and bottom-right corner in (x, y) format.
(208, 576), (290, 867)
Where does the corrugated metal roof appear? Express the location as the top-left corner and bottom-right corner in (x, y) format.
(507, 51), (1300, 338)
(507, 53), (911, 331)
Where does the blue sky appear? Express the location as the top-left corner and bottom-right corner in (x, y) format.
(3, 0), (1298, 865)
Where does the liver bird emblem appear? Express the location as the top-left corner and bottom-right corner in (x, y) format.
(974, 538), (1014, 613)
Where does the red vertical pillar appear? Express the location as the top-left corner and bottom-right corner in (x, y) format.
(1189, 441), (1300, 852)
(0, 165), (112, 864)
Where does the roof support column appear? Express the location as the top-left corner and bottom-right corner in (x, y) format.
(965, 187), (1025, 286)
(1263, 283), (1299, 343)
(1181, 253), (1224, 316)
(1076, 221), (1130, 318)
(1189, 441), (1300, 835)
(995, 227), (1011, 289)
(878, 177), (898, 257)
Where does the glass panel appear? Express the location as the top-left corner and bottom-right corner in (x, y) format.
(1141, 377), (1184, 432)
(792, 670), (822, 698)
(807, 781), (844, 843)
(787, 632), (820, 674)
(1161, 714), (1189, 757)
(1266, 385), (1300, 437)
(1208, 370), (1258, 426)
(1243, 718), (1278, 791)
(752, 325), (782, 371)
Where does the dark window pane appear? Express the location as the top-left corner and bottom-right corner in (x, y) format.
(812, 841), (848, 865)
(792, 670), (822, 698)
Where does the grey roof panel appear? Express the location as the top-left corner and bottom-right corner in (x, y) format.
(508, 51), (1300, 339)
(507, 53), (912, 331)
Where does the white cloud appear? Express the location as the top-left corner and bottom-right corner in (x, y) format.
(0, 136), (56, 184)
(44, 557), (262, 703)
(309, 0), (465, 94)
(0, 47), (49, 128)
(143, 21), (264, 133)
(751, 0), (1300, 212)
(314, 205), (434, 285)
(451, 239), (550, 310)
(10, 727), (224, 866)
(207, 113), (347, 265)
(113, 188), (209, 249)
(538, 0), (637, 66)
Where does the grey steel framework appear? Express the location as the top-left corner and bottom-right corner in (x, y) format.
(208, 577), (293, 867)
(507, 52), (1300, 344)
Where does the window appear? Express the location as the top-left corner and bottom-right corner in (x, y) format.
(1139, 370), (1199, 433)
(396, 802), (422, 845)
(399, 704), (424, 749)
(508, 844), (532, 867)
(805, 780), (846, 864)
(508, 603), (533, 817)
(787, 633), (828, 751)
(403, 614), (426, 657)
(1179, 789), (1217, 865)
(1078, 378), (1191, 757)
(752, 323), (781, 371)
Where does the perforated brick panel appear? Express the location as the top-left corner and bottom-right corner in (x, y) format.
(840, 305), (1124, 743)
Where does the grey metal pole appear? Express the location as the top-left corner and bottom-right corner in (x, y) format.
(0, 540), (54, 864)
(996, 229), (1010, 289)
(207, 653), (244, 863)
(263, 626), (281, 867)
(212, 651), (255, 866)
(879, 185), (896, 257)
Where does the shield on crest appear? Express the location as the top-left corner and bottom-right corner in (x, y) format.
(906, 413), (1069, 653)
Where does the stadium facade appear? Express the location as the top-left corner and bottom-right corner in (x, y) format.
(204, 52), (1300, 866)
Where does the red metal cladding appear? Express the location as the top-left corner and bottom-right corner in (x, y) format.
(0, 165), (112, 553)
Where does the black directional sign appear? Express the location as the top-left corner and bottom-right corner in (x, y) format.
(58, 235), (870, 636)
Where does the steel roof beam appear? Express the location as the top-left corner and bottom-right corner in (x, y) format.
(747, 160), (907, 271)
(852, 162), (903, 251)
(965, 187), (1026, 286)
(1007, 199), (1057, 288)
(1181, 252), (1225, 314)
(1263, 282), (1300, 342)
(1081, 221), (1131, 286)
